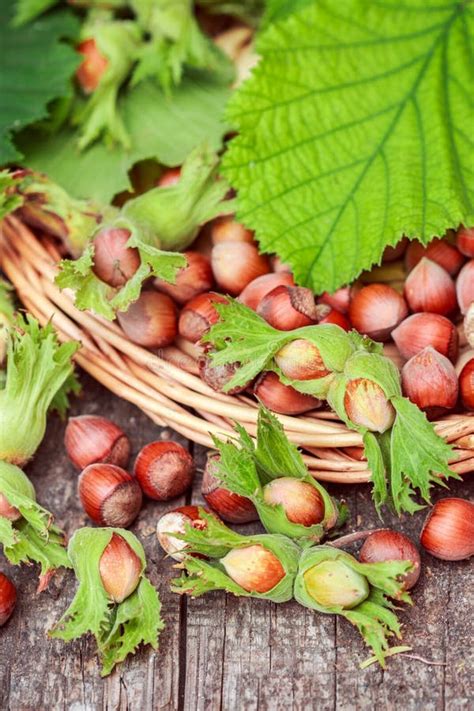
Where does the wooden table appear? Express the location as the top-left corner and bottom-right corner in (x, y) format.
(1, 375), (472, 710)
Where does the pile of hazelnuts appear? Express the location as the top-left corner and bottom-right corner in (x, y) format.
(63, 411), (261, 532)
(64, 415), (195, 528)
(109, 208), (474, 421)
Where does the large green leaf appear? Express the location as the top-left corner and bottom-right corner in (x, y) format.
(18, 72), (231, 203)
(0, 6), (80, 163)
(223, 0), (474, 293)
(13, 0), (59, 26)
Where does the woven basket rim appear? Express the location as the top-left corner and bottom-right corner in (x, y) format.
(1, 215), (473, 484)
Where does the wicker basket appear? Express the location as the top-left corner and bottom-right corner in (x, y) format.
(1, 216), (473, 484)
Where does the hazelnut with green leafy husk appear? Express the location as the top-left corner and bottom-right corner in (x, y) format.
(171, 510), (299, 603)
(294, 545), (413, 667)
(12, 169), (101, 257)
(210, 407), (345, 543)
(73, 12), (141, 151)
(49, 527), (163, 677)
(56, 145), (233, 319)
(0, 462), (71, 592)
(0, 316), (79, 466)
(131, 0), (228, 91)
(203, 299), (457, 515)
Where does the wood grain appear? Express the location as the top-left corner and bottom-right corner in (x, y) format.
(0, 376), (472, 710)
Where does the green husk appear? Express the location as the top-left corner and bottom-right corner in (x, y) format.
(171, 510), (300, 603)
(0, 316), (79, 465)
(0, 462), (71, 589)
(211, 407), (345, 543)
(131, 0), (229, 91)
(204, 300), (457, 515)
(56, 144), (231, 319)
(50, 527), (164, 676)
(294, 546), (412, 666)
(14, 170), (102, 257)
(73, 14), (141, 151)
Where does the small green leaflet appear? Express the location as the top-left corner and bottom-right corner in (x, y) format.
(0, 6), (80, 163)
(49, 370), (82, 419)
(204, 299), (294, 388)
(3, 520), (71, 586)
(223, 0), (474, 293)
(0, 172), (24, 222)
(343, 591), (404, 667)
(240, 407), (308, 482)
(18, 73), (231, 203)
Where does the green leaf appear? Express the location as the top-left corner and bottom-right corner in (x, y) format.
(0, 6), (80, 163)
(13, 0), (59, 26)
(262, 0), (312, 24)
(50, 527), (163, 676)
(343, 591), (403, 667)
(210, 437), (262, 499)
(248, 407), (308, 482)
(363, 431), (389, 515)
(18, 73), (231, 203)
(4, 520), (71, 584)
(223, 0), (474, 293)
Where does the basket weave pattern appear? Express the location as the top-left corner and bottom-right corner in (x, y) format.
(1, 216), (473, 483)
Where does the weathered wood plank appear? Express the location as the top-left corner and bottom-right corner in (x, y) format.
(183, 447), (229, 711)
(1, 377), (473, 710)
